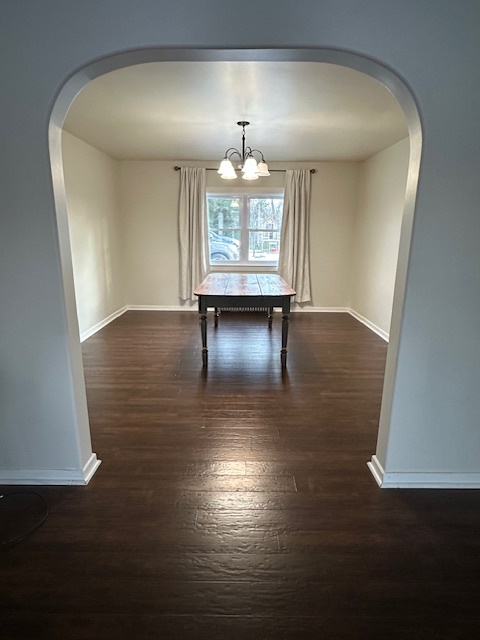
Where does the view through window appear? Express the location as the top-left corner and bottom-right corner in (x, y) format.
(207, 193), (284, 266)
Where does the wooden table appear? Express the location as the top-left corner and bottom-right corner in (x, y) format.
(194, 273), (296, 367)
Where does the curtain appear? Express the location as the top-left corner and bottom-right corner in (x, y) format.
(278, 169), (312, 303)
(178, 167), (208, 301)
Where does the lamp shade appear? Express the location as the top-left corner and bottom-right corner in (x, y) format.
(242, 156), (259, 180)
(218, 158), (237, 180)
(242, 156), (258, 175)
(256, 161), (270, 176)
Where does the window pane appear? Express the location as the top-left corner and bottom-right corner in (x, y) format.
(249, 231), (281, 261)
(207, 194), (283, 265)
(207, 197), (240, 263)
(249, 197), (283, 230)
(207, 196), (240, 263)
(207, 197), (240, 229)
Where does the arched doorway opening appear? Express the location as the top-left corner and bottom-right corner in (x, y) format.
(49, 48), (422, 482)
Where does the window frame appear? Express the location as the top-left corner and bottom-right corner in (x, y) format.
(206, 186), (284, 271)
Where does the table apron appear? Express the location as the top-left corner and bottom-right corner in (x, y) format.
(197, 295), (291, 314)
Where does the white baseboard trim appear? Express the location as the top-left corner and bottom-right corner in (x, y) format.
(368, 454), (480, 489)
(292, 306), (349, 313)
(80, 306), (128, 342)
(127, 304), (196, 311)
(83, 453), (102, 484)
(128, 305), (349, 313)
(367, 455), (386, 487)
(349, 309), (389, 342)
(0, 453), (101, 486)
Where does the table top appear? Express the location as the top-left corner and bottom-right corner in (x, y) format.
(194, 273), (296, 298)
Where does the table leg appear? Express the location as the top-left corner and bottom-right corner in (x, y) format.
(281, 313), (289, 367)
(268, 307), (273, 329)
(214, 307), (219, 328)
(200, 313), (208, 366)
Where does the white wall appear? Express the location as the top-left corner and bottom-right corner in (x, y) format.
(62, 132), (125, 338)
(351, 138), (410, 337)
(308, 162), (358, 308)
(119, 161), (181, 307)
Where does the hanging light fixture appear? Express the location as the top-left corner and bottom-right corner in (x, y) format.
(217, 121), (270, 180)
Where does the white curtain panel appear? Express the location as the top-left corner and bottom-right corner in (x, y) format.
(178, 167), (208, 301)
(278, 169), (312, 303)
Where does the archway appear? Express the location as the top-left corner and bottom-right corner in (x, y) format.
(49, 48), (422, 483)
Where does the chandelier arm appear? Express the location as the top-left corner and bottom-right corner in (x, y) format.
(246, 148), (266, 161)
(225, 148), (242, 161)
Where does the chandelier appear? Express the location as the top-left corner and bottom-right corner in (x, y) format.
(217, 121), (270, 180)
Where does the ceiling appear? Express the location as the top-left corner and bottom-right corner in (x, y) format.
(63, 61), (408, 162)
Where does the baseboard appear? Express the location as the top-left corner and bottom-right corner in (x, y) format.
(127, 304), (196, 311)
(367, 455), (386, 487)
(80, 306), (128, 342)
(368, 455), (480, 488)
(82, 453), (102, 484)
(349, 309), (389, 341)
(128, 305), (350, 313)
(292, 306), (349, 313)
(0, 453), (101, 486)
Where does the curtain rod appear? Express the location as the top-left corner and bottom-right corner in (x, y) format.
(174, 166), (316, 174)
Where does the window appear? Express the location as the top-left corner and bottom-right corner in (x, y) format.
(207, 192), (284, 266)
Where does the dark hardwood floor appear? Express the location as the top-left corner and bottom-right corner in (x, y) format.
(2, 310), (480, 639)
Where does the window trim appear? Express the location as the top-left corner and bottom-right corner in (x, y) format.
(206, 187), (284, 271)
